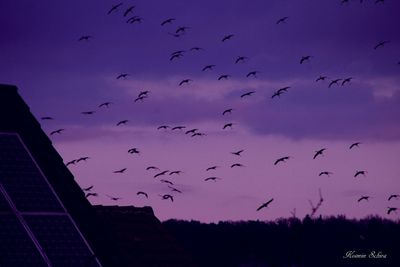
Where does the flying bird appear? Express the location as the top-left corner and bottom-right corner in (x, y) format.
(78, 36), (92, 41)
(235, 56), (247, 64)
(116, 73), (129, 79)
(83, 185), (94, 191)
(161, 18), (175, 26)
(231, 150), (244, 156)
(387, 207), (397, 215)
(342, 77), (353, 86)
(126, 16), (143, 24)
(231, 163), (244, 168)
(128, 148), (140, 154)
(319, 171), (332, 177)
(113, 168), (127, 174)
(205, 177), (221, 182)
(271, 90), (284, 99)
(206, 166), (219, 171)
(222, 34), (234, 42)
(328, 79), (342, 88)
(154, 170), (169, 178)
(85, 192), (98, 198)
(241, 91), (255, 98)
(66, 160), (76, 166)
(106, 195), (122, 201)
(246, 71), (259, 78)
(354, 170), (367, 177)
(191, 133), (206, 137)
(388, 194), (399, 201)
(134, 96), (147, 102)
(176, 26), (190, 34)
(41, 116), (54, 120)
(179, 79), (192, 86)
(138, 91), (149, 98)
(349, 142), (361, 149)
(218, 74), (230, 80)
(117, 120), (128, 126)
(222, 108), (233, 115)
(137, 191), (148, 198)
(374, 41), (389, 50)
(223, 123), (234, 129)
(81, 111), (95, 115)
(274, 156), (290, 165)
(160, 194), (174, 202)
(99, 102), (113, 108)
(316, 76), (328, 82)
(169, 171), (183, 175)
(146, 166), (159, 171)
(300, 56), (311, 64)
(50, 129), (64, 135)
(170, 53), (183, 61)
(185, 128), (198, 135)
(123, 6), (135, 17)
(160, 179), (174, 185)
(257, 198), (274, 211)
(157, 125), (169, 130)
(172, 126), (186, 130)
(276, 17), (288, 24)
(168, 186), (182, 193)
(77, 157), (90, 162)
(358, 196), (370, 202)
(107, 3), (123, 15)
(202, 65), (216, 71)
(313, 148), (327, 159)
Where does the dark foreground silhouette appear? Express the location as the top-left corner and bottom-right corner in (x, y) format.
(163, 215), (400, 267)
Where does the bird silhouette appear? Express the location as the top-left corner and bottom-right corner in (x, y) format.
(134, 96), (147, 102)
(388, 194), (399, 201)
(146, 166), (159, 171)
(176, 26), (190, 34)
(161, 18), (175, 26)
(241, 91), (255, 98)
(223, 123), (234, 129)
(222, 34), (234, 42)
(231, 149), (244, 156)
(126, 16), (143, 24)
(83, 185), (94, 191)
(78, 36), (93, 41)
(172, 126), (186, 130)
(169, 170), (183, 175)
(154, 170), (169, 178)
(276, 17), (288, 24)
(374, 41), (389, 50)
(218, 74), (230, 80)
(85, 192), (98, 198)
(113, 168), (127, 174)
(185, 128), (198, 135)
(274, 156), (290, 165)
(41, 116), (54, 120)
(157, 125), (169, 130)
(319, 171), (332, 177)
(191, 132), (206, 137)
(107, 3), (123, 15)
(116, 73), (129, 79)
(235, 56), (247, 64)
(170, 53), (183, 61)
(205, 177), (221, 182)
(117, 120), (128, 126)
(271, 90), (284, 99)
(106, 195), (121, 201)
(387, 207), (397, 215)
(138, 91), (149, 98)
(160, 179), (174, 185)
(50, 129), (64, 135)
(99, 102), (113, 108)
(257, 198), (274, 211)
(202, 65), (216, 71)
(246, 71), (259, 78)
(316, 76), (328, 82)
(128, 148), (140, 154)
(77, 157), (90, 162)
(313, 148), (327, 159)
(179, 79), (192, 86)
(231, 163), (244, 168)
(190, 47), (204, 51)
(81, 111), (95, 115)
(354, 170), (367, 177)
(123, 6), (135, 17)
(168, 186), (183, 194)
(206, 166), (219, 171)
(342, 77), (353, 86)
(300, 56), (311, 64)
(160, 194), (174, 202)
(358, 196), (370, 202)
(222, 108), (233, 115)
(328, 79), (342, 88)
(349, 142), (361, 149)
(137, 191), (148, 198)
(66, 160), (76, 166)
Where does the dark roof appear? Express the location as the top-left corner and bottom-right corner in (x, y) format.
(0, 84), (195, 266)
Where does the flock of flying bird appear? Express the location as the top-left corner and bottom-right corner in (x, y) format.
(40, 0), (399, 218)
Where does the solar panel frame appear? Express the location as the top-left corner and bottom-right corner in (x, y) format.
(0, 133), (103, 267)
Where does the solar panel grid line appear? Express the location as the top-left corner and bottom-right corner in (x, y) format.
(14, 133), (104, 267)
(0, 183), (53, 267)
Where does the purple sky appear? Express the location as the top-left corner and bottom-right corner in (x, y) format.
(1, 0), (399, 222)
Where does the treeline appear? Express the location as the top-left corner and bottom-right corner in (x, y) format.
(163, 215), (400, 267)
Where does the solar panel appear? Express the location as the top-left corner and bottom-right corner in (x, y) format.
(24, 215), (100, 267)
(0, 133), (102, 267)
(0, 214), (48, 267)
(0, 134), (63, 212)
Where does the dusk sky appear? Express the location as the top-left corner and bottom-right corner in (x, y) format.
(1, 0), (399, 222)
